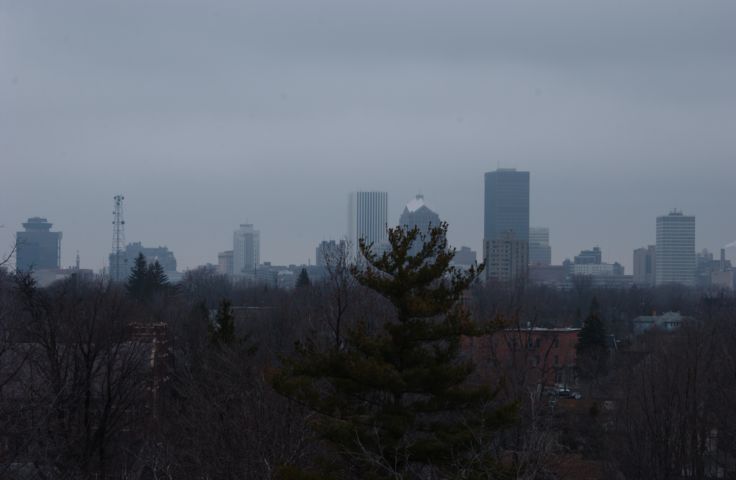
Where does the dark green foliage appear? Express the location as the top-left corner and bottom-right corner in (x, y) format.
(125, 253), (170, 302)
(296, 268), (311, 288)
(272, 223), (517, 478)
(126, 253), (149, 300)
(209, 298), (236, 345)
(576, 297), (608, 379)
(148, 260), (169, 289)
(577, 297), (607, 353)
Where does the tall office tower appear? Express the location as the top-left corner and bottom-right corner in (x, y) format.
(16, 217), (63, 272)
(529, 227), (552, 266)
(233, 224), (260, 275)
(399, 194), (442, 255)
(484, 232), (529, 283)
(348, 191), (388, 256)
(655, 210), (696, 286)
(633, 245), (656, 286)
(483, 169), (530, 281)
(316, 239), (347, 267)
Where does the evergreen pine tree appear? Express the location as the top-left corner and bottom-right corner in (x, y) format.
(209, 298), (236, 345)
(577, 297), (608, 379)
(147, 260), (170, 292)
(126, 253), (149, 301)
(296, 268), (311, 288)
(577, 297), (606, 352)
(272, 223), (517, 478)
(126, 255), (171, 302)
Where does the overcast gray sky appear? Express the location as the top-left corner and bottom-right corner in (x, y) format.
(2, 0), (735, 272)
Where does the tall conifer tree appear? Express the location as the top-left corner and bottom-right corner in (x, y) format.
(126, 253), (149, 300)
(273, 223), (517, 479)
(296, 268), (311, 288)
(148, 260), (170, 290)
(577, 297), (608, 379)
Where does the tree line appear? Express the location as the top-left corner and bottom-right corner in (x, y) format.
(0, 224), (734, 479)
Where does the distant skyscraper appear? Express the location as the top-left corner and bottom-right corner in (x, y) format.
(16, 217), (62, 272)
(399, 194), (441, 255)
(483, 169), (529, 281)
(316, 239), (347, 267)
(233, 224), (260, 275)
(218, 250), (234, 276)
(484, 169), (530, 243)
(655, 210), (696, 286)
(348, 191), (388, 255)
(633, 245), (656, 286)
(529, 227), (552, 266)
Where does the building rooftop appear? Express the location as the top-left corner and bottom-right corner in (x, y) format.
(503, 327), (581, 333)
(21, 217), (53, 231)
(405, 194), (426, 213)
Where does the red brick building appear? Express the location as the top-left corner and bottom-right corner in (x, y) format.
(463, 327), (580, 388)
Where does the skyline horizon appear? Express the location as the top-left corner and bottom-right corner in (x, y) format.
(4, 179), (735, 274)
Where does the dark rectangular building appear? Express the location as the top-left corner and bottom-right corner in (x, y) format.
(483, 169), (530, 282)
(484, 169), (530, 243)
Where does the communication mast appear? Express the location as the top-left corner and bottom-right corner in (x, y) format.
(111, 195), (126, 282)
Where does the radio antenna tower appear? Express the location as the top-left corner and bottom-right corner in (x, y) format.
(111, 195), (126, 282)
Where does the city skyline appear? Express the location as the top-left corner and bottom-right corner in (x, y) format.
(4, 185), (736, 274)
(2, 0), (736, 272)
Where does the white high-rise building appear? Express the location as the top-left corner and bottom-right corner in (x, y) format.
(655, 211), (695, 286)
(348, 191), (388, 256)
(233, 224), (260, 276)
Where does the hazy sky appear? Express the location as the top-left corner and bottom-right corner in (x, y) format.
(2, 0), (735, 272)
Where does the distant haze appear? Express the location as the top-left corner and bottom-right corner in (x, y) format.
(2, 0), (735, 272)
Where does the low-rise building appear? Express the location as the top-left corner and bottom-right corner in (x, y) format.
(463, 327), (580, 388)
(712, 269), (736, 290)
(31, 267), (95, 288)
(452, 246), (477, 268)
(632, 311), (691, 335)
(529, 265), (568, 287)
